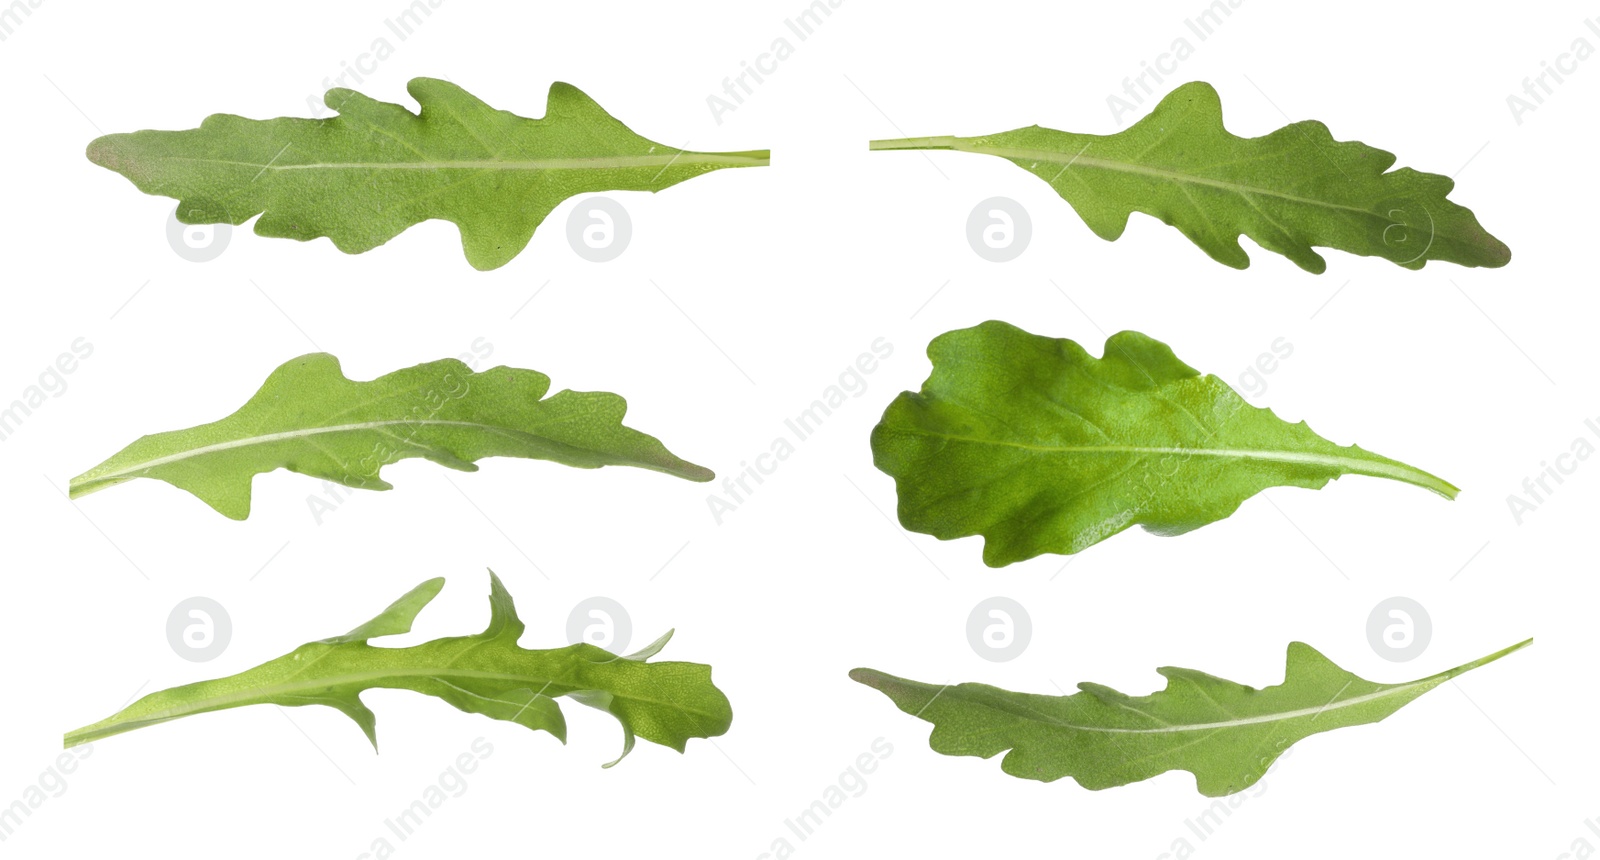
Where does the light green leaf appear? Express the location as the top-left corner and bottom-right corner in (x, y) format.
(871, 321), (1455, 567)
(69, 353), (713, 520)
(852, 638), (1529, 796)
(871, 81), (1508, 272)
(88, 78), (770, 270)
(66, 571), (733, 765)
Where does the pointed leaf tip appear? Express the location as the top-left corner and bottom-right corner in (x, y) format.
(330, 577), (446, 644)
(482, 569), (525, 641)
(623, 630), (675, 661)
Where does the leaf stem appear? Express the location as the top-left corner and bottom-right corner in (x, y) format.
(869, 136), (960, 152)
(63, 658), (731, 750)
(1431, 637), (1534, 682)
(704, 148), (770, 167)
(1337, 456), (1459, 500)
(897, 429), (1461, 501)
(63, 666), (580, 749)
(65, 717), (157, 748)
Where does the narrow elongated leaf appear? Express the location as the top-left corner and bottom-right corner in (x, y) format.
(852, 638), (1529, 796)
(69, 353), (712, 520)
(871, 81), (1509, 272)
(871, 321), (1454, 567)
(88, 78), (769, 270)
(66, 572), (733, 766)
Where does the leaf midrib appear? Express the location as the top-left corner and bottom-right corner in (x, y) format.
(974, 681), (1431, 736)
(82, 665), (727, 739)
(894, 136), (1379, 219)
(898, 428), (1456, 497)
(72, 418), (643, 490)
(160, 151), (771, 172)
(922, 638), (1532, 737)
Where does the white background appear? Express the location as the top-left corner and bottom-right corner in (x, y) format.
(1, 1), (1594, 857)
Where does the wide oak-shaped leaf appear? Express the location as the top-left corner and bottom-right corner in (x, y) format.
(871, 321), (1455, 566)
(66, 571), (733, 766)
(852, 638), (1529, 796)
(870, 81), (1508, 272)
(69, 353), (712, 520)
(88, 78), (770, 269)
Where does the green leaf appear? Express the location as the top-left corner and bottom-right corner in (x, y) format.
(851, 638), (1529, 796)
(66, 571), (733, 765)
(871, 81), (1508, 273)
(69, 353), (713, 520)
(88, 78), (769, 270)
(871, 321), (1455, 567)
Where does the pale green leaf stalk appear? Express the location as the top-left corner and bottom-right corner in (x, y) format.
(852, 638), (1529, 796)
(69, 353), (713, 520)
(871, 321), (1456, 566)
(871, 81), (1509, 272)
(88, 79), (770, 270)
(66, 572), (733, 766)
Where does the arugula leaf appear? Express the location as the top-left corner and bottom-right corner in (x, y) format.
(852, 638), (1529, 796)
(871, 81), (1509, 272)
(88, 78), (769, 270)
(69, 353), (712, 520)
(871, 321), (1454, 567)
(66, 572), (732, 766)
